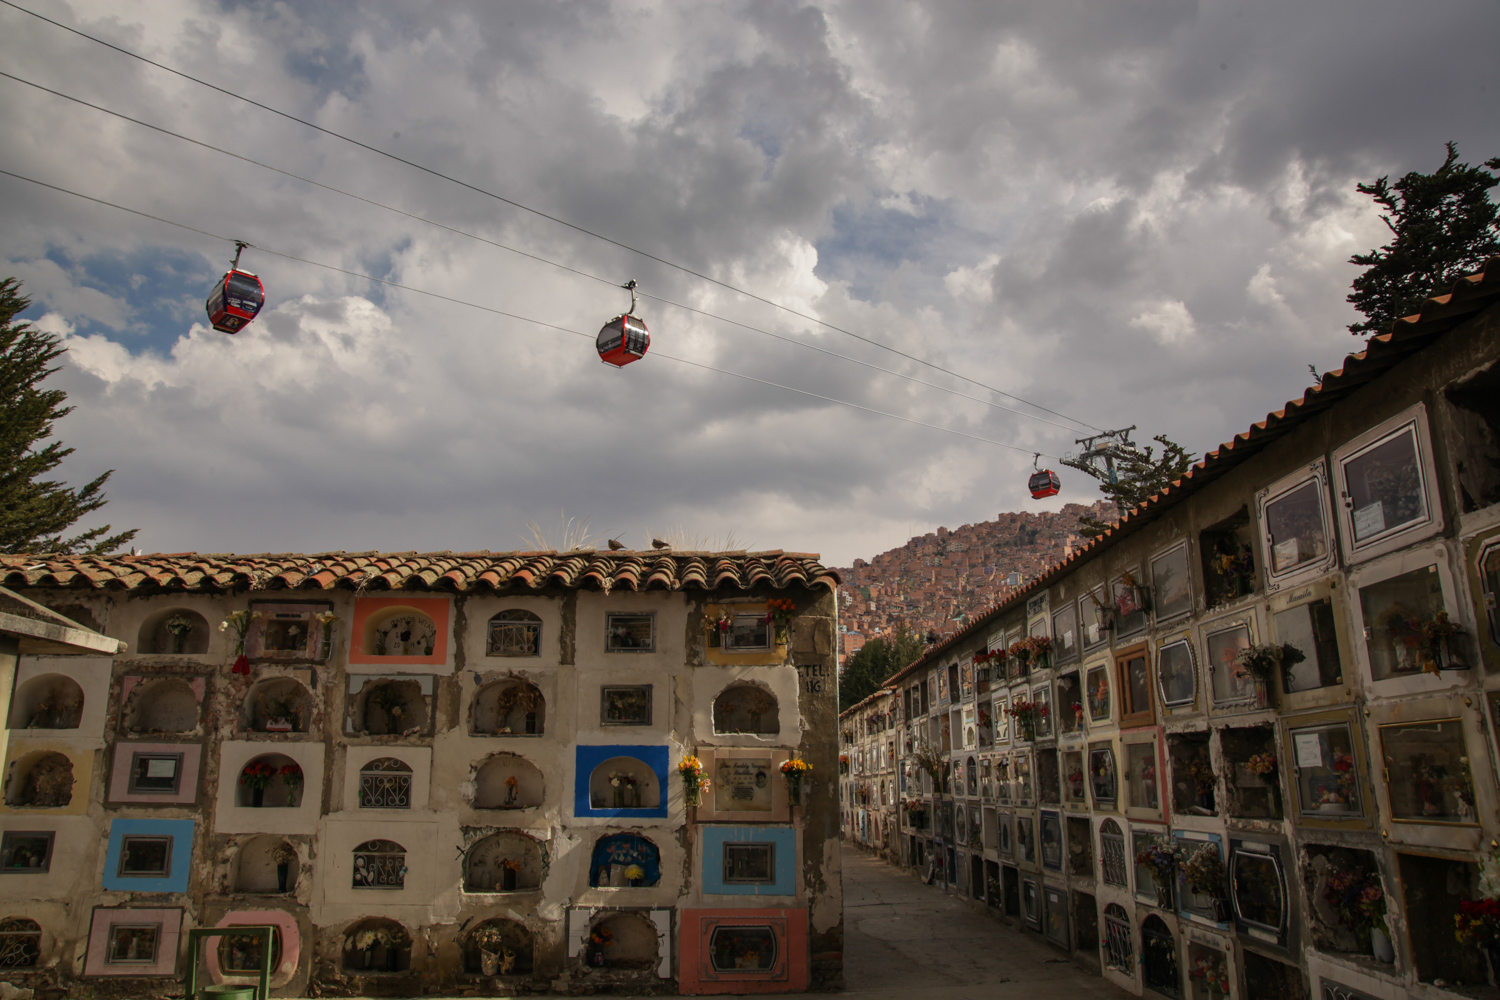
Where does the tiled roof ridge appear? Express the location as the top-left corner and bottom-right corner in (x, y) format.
(0, 549), (838, 594)
(845, 255), (1500, 715)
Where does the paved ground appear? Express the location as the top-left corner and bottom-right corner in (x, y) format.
(835, 846), (1130, 1000)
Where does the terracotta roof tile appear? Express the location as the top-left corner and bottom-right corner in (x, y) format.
(0, 550), (838, 595)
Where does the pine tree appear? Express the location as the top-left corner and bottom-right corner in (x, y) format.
(0, 277), (135, 554)
(1062, 434), (1194, 538)
(1347, 142), (1500, 337)
(839, 625), (925, 712)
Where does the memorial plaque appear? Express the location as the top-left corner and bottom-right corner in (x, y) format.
(715, 758), (773, 812)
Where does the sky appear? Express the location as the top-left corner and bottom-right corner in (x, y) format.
(1, 0), (1496, 567)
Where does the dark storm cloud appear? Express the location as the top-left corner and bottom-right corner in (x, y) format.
(0, 0), (1494, 563)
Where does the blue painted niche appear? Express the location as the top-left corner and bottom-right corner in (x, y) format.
(701, 825), (796, 895)
(574, 745), (670, 819)
(102, 818), (195, 893)
(589, 833), (662, 887)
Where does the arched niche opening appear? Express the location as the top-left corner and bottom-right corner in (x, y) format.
(487, 610), (541, 657)
(5, 751), (73, 807)
(8, 674), (83, 730)
(464, 832), (543, 893)
(712, 682), (780, 735)
(138, 608), (211, 655)
(242, 677), (312, 734)
(234, 835), (299, 894)
(235, 753), (302, 808)
(588, 756), (659, 810)
(125, 677), (200, 734)
(217, 927), (282, 978)
(364, 608), (437, 658)
(967, 756), (978, 796)
(0, 918), (41, 969)
(589, 833), (661, 888)
(585, 911), (659, 971)
(464, 919), (534, 977)
(471, 753), (544, 810)
(471, 679), (544, 736)
(342, 918), (412, 973)
(358, 679), (428, 736)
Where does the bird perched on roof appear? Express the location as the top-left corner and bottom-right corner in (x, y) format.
(607, 538), (625, 551)
(652, 538), (670, 549)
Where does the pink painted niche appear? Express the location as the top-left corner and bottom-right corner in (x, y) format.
(349, 597), (451, 667)
(83, 907), (183, 977)
(204, 910), (301, 985)
(678, 908), (808, 995)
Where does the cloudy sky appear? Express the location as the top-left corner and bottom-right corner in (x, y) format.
(1, 0), (1496, 566)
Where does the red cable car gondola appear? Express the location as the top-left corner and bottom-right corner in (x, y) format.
(1028, 455), (1060, 499)
(205, 241), (264, 334)
(597, 279), (650, 368)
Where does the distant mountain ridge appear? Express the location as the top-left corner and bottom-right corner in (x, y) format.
(833, 501), (1117, 661)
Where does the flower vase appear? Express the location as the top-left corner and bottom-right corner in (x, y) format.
(613, 785), (626, 808)
(1211, 897), (1230, 923)
(287, 787), (299, 808)
(277, 862), (290, 892)
(776, 625), (790, 647)
(684, 784), (701, 808)
(480, 949), (500, 977)
(1370, 925), (1394, 964)
(252, 786), (265, 808)
(502, 867), (517, 891)
(631, 786), (642, 808)
(628, 876), (642, 888)
(708, 629), (721, 648)
(1155, 884), (1173, 910)
(787, 776), (804, 807)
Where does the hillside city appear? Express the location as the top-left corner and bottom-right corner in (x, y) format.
(833, 500), (1118, 665)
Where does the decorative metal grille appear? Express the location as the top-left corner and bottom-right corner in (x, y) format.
(488, 612), (541, 656)
(352, 840), (407, 888)
(1141, 917), (1181, 998)
(359, 758), (412, 808)
(1321, 981), (1379, 1000)
(0, 920), (40, 968)
(1100, 822), (1127, 886)
(1102, 904), (1132, 972)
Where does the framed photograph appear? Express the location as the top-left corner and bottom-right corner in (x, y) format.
(128, 753), (183, 795)
(1156, 638), (1196, 708)
(1039, 811), (1063, 870)
(600, 685), (652, 726)
(724, 614), (771, 651)
(118, 836), (172, 877)
(1150, 544), (1193, 622)
(1086, 665), (1111, 722)
(0, 832), (53, 873)
(605, 614), (655, 652)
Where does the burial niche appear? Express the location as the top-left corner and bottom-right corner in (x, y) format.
(342, 918), (411, 973)
(588, 756), (659, 810)
(234, 835), (299, 894)
(125, 678), (200, 734)
(366, 608), (436, 657)
(6, 752), (73, 807)
(471, 679), (544, 736)
(471, 753), (544, 810)
(8, 674), (83, 730)
(712, 683), (780, 736)
(236, 753), (302, 808)
(584, 911), (659, 971)
(464, 919), (533, 977)
(357, 679), (428, 736)
(589, 833), (661, 888)
(464, 832), (543, 893)
(139, 608), (211, 655)
(487, 610), (541, 657)
(243, 677), (312, 733)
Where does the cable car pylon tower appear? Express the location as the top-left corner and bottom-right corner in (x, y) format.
(1063, 425), (1138, 485)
